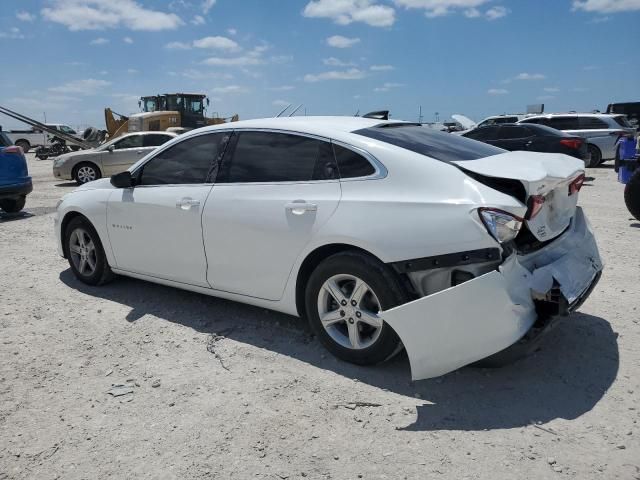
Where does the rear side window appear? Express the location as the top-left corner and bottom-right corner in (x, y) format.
(464, 126), (501, 141)
(143, 134), (173, 147)
(354, 125), (505, 162)
(138, 133), (227, 185)
(333, 144), (375, 178)
(499, 126), (532, 139)
(578, 117), (609, 129)
(225, 131), (323, 183)
(547, 117), (580, 130)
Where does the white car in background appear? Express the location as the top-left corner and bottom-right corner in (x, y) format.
(519, 113), (636, 166)
(54, 117), (603, 380)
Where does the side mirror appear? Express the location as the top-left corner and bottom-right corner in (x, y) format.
(108, 145), (115, 153)
(110, 171), (133, 188)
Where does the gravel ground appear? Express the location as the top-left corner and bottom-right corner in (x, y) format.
(1, 154), (639, 480)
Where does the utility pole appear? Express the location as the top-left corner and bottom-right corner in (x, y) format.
(418, 106), (423, 123)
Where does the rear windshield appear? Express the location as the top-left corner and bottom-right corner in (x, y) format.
(354, 125), (505, 162)
(613, 115), (632, 128)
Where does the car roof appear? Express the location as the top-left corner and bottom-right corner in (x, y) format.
(524, 113), (618, 119)
(189, 116), (393, 138)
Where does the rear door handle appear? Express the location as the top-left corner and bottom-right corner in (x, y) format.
(285, 201), (317, 215)
(176, 197), (201, 210)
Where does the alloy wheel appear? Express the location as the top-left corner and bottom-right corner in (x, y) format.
(317, 274), (383, 350)
(77, 166), (97, 183)
(69, 228), (97, 276)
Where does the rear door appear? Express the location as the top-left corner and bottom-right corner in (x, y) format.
(203, 130), (341, 300)
(497, 125), (535, 151)
(106, 132), (228, 286)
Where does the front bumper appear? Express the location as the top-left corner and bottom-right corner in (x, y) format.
(52, 165), (72, 181)
(0, 179), (33, 200)
(382, 207), (602, 380)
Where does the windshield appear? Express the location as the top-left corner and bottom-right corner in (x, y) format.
(143, 98), (158, 112)
(354, 124), (505, 162)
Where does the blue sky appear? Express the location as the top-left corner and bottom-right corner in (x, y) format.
(1, 0), (639, 130)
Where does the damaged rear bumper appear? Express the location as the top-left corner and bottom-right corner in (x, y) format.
(382, 207), (602, 380)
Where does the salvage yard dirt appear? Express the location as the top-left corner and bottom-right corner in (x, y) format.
(1, 155), (639, 479)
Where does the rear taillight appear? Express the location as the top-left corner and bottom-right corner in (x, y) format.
(526, 195), (545, 220)
(559, 138), (582, 149)
(478, 208), (523, 243)
(569, 174), (585, 196)
(3, 146), (23, 155)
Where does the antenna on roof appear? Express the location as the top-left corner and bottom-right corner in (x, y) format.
(354, 110), (360, 117)
(275, 104), (292, 118)
(288, 104), (303, 117)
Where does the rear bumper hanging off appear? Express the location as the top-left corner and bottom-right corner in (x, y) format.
(381, 207), (603, 380)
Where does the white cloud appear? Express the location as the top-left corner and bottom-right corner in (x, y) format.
(327, 35), (360, 48)
(304, 68), (366, 82)
(370, 64), (394, 71)
(572, 0), (640, 13)
(193, 36), (240, 51)
(395, 0), (492, 18)
(303, 0), (396, 27)
(181, 69), (233, 80)
(41, 0), (183, 31)
(227, 28), (237, 35)
(211, 85), (247, 94)
(127, 68), (138, 74)
(202, 56), (262, 67)
(90, 37), (109, 45)
(572, 87), (589, 92)
(485, 6), (508, 19)
(514, 72), (546, 80)
(269, 85), (296, 91)
(202, 0), (216, 13)
(49, 78), (111, 95)
(587, 15), (611, 22)
(272, 99), (291, 107)
(488, 88), (509, 95)
(583, 65), (599, 71)
(374, 82), (404, 91)
(544, 87), (560, 93)
(0, 27), (25, 39)
(191, 15), (205, 25)
(123, 36), (133, 43)
(16, 11), (36, 22)
(165, 41), (191, 50)
(323, 57), (356, 67)
(464, 7), (481, 17)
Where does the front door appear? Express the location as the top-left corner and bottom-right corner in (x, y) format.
(106, 132), (229, 287)
(102, 134), (149, 176)
(203, 130), (341, 300)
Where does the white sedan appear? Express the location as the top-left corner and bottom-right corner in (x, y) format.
(54, 117), (603, 380)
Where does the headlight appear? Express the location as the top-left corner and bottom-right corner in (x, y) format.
(53, 157), (65, 167)
(478, 208), (523, 243)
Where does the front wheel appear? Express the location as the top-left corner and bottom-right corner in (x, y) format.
(15, 140), (30, 153)
(73, 163), (101, 185)
(586, 144), (601, 168)
(305, 251), (408, 365)
(0, 196), (26, 213)
(64, 216), (114, 286)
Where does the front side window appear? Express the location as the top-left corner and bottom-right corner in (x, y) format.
(354, 125), (505, 162)
(499, 126), (531, 139)
(223, 131), (326, 183)
(464, 126), (500, 141)
(115, 135), (143, 150)
(138, 133), (228, 185)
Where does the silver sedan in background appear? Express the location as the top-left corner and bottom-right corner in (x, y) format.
(53, 131), (177, 184)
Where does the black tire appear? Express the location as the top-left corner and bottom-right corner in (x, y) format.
(15, 140), (30, 154)
(0, 196), (26, 213)
(586, 144), (601, 168)
(305, 251), (408, 365)
(63, 216), (114, 286)
(73, 162), (101, 185)
(624, 169), (640, 221)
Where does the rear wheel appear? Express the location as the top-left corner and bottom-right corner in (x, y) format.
(15, 140), (30, 153)
(73, 162), (101, 185)
(305, 251), (407, 365)
(64, 216), (114, 285)
(586, 144), (601, 167)
(624, 169), (640, 221)
(0, 196), (26, 213)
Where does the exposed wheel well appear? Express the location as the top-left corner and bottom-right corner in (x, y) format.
(60, 211), (88, 258)
(295, 244), (386, 317)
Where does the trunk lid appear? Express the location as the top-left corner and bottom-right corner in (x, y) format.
(453, 151), (585, 242)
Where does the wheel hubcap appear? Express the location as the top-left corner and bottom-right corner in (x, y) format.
(77, 166), (96, 183)
(317, 274), (383, 350)
(69, 228), (97, 276)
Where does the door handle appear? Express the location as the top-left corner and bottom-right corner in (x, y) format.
(285, 201), (317, 215)
(176, 197), (201, 210)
